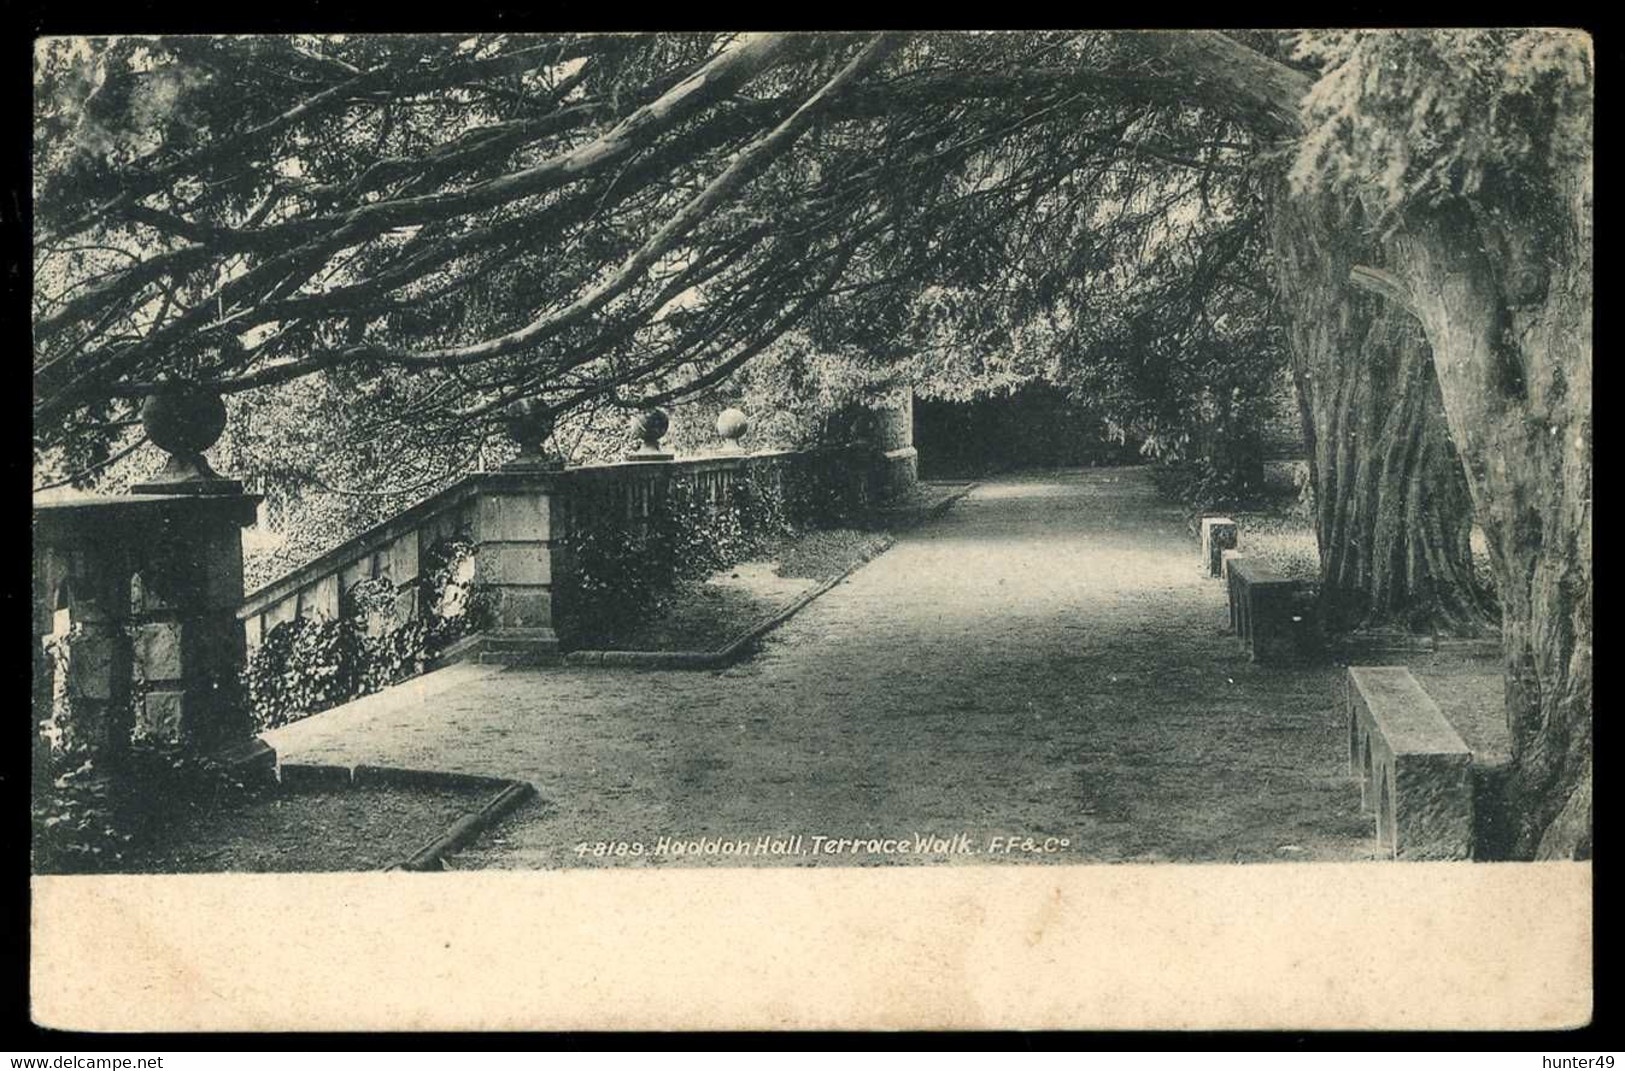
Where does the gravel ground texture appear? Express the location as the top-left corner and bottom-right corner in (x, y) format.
(267, 468), (1383, 869)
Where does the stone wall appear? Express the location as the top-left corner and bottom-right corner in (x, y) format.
(236, 440), (903, 664)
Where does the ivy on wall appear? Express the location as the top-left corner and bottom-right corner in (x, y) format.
(557, 452), (869, 646)
(32, 625), (122, 872)
(243, 536), (488, 730)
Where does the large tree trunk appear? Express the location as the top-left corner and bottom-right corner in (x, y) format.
(1268, 188), (1495, 637)
(1149, 29), (1591, 857)
(1384, 161), (1594, 859)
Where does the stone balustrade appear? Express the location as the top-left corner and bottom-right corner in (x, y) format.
(35, 392), (916, 744)
(33, 387), (918, 829)
(236, 439), (899, 666)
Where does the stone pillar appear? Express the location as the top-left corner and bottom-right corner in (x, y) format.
(871, 391), (918, 499)
(34, 383), (273, 780)
(34, 491), (265, 767)
(123, 385), (265, 761)
(126, 496), (261, 751)
(471, 471), (566, 664)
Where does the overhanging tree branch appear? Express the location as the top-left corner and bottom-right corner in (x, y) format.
(228, 33), (901, 385)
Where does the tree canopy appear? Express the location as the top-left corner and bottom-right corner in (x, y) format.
(31, 32), (1293, 480)
(35, 29), (1586, 481)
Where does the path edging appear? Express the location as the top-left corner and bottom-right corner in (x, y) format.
(562, 482), (979, 671)
(274, 761), (536, 872)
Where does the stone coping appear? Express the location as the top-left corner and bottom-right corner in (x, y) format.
(34, 490), (260, 541)
(1226, 555), (1298, 586)
(1349, 666), (1473, 758)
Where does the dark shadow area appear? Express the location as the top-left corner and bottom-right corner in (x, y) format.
(913, 385), (1139, 479)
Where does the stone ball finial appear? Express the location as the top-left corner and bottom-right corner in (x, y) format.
(715, 407), (749, 454)
(626, 408), (673, 462)
(134, 383), (240, 494)
(500, 397), (563, 471)
(143, 384), (227, 458)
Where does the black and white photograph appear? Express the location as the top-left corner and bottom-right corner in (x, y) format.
(26, 28), (1592, 1032)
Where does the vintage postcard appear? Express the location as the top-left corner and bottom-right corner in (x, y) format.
(29, 29), (1592, 1032)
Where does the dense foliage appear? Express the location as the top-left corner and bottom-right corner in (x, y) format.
(31, 30), (1589, 495)
(1290, 29), (1593, 219)
(243, 537), (487, 728)
(32, 33), (1277, 481)
(559, 451), (868, 646)
(32, 625), (254, 873)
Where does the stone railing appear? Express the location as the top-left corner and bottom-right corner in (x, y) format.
(238, 402), (916, 665)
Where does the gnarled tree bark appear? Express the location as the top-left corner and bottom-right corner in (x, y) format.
(1384, 162), (1593, 859)
(1267, 187), (1494, 636)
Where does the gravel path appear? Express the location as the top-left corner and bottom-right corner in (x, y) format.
(266, 467), (1377, 868)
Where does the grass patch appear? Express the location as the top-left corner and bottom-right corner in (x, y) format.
(774, 527), (892, 580)
(584, 482), (971, 653)
(1225, 499), (1322, 581)
(72, 779), (500, 874)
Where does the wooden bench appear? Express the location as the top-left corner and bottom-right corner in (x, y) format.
(1346, 666), (1474, 860)
(1225, 556), (1317, 662)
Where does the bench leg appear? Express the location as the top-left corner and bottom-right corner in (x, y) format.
(1249, 587), (1285, 662)
(1391, 755), (1474, 861)
(1360, 733), (1374, 813)
(1376, 764), (1397, 858)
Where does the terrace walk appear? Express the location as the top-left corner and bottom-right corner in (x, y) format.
(265, 466), (1376, 867)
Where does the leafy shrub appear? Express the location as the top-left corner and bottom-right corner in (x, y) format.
(32, 626), (253, 873)
(1291, 30), (1592, 222)
(32, 627), (123, 872)
(558, 519), (674, 646)
(243, 536), (488, 730)
(782, 448), (871, 529)
(558, 460), (851, 647)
